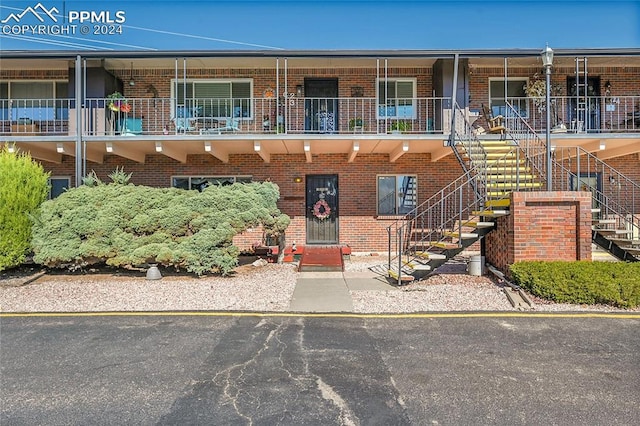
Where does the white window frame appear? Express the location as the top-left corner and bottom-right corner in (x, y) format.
(376, 174), (418, 216)
(488, 77), (529, 118)
(171, 175), (253, 191)
(376, 78), (417, 119)
(170, 78), (253, 120)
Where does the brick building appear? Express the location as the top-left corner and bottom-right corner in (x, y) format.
(2, 49), (639, 274)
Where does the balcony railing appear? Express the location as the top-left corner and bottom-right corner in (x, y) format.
(2, 95), (640, 137)
(497, 95), (640, 134)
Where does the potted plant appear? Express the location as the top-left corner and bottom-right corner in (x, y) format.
(106, 92), (130, 135)
(390, 121), (412, 133)
(349, 117), (364, 132)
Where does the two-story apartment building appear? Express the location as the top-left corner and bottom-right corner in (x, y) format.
(1, 48), (639, 262)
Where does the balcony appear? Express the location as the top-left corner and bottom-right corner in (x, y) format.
(3, 95), (640, 139)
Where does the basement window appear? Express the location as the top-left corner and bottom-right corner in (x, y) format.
(377, 175), (417, 216)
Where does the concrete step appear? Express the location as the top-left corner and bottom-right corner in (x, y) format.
(443, 231), (479, 239)
(414, 251), (447, 260)
(472, 209), (509, 217)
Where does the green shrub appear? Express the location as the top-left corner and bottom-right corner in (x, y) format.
(510, 261), (640, 308)
(31, 180), (289, 275)
(0, 146), (49, 271)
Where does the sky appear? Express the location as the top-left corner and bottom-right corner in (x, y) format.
(0, 0), (639, 52)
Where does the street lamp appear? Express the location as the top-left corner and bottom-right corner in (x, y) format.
(541, 44), (554, 191)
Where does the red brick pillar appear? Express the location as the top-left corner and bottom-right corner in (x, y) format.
(485, 192), (592, 273)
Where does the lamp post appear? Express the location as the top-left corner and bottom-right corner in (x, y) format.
(541, 44), (554, 191)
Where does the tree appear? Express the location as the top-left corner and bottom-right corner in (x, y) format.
(0, 145), (50, 271)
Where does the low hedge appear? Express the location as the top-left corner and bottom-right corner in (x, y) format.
(509, 261), (640, 308)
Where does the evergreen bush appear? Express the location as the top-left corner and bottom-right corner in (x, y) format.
(31, 180), (290, 275)
(0, 145), (50, 271)
(510, 261), (640, 308)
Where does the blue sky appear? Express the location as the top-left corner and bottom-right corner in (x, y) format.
(1, 0), (639, 51)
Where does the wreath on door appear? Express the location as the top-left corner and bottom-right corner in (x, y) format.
(313, 199), (331, 220)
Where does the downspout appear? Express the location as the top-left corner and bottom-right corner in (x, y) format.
(74, 54), (82, 187)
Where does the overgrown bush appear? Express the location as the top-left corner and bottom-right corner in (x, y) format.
(32, 180), (290, 275)
(0, 146), (49, 271)
(510, 261), (640, 308)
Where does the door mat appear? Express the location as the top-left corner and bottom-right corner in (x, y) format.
(298, 245), (344, 272)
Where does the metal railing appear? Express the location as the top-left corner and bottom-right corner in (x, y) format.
(1, 96), (452, 136)
(497, 95), (640, 134)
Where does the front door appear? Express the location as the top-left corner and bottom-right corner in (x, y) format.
(304, 78), (338, 133)
(306, 174), (338, 244)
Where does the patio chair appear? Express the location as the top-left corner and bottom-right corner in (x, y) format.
(216, 118), (240, 133)
(481, 104), (506, 138)
(171, 105), (197, 132)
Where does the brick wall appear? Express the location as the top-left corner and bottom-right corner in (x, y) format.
(43, 152), (464, 252)
(485, 191), (593, 273)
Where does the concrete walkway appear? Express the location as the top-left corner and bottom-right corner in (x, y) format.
(289, 270), (398, 312)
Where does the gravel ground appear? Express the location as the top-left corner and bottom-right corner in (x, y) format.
(1, 253), (637, 314)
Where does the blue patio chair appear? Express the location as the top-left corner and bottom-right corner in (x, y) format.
(171, 105), (197, 132)
(216, 118), (240, 133)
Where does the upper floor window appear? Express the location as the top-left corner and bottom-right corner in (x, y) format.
(377, 174), (417, 216)
(172, 79), (252, 120)
(489, 78), (528, 118)
(377, 79), (416, 119)
(171, 176), (253, 191)
(0, 80), (69, 120)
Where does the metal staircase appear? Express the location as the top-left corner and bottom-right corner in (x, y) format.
(383, 102), (639, 285)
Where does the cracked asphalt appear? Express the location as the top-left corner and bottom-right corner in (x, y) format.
(1, 314), (639, 425)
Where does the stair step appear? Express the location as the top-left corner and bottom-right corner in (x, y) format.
(486, 182), (543, 189)
(443, 231), (479, 239)
(431, 242), (460, 249)
(597, 229), (632, 235)
(591, 208), (601, 214)
(593, 219), (617, 224)
(388, 269), (415, 283)
(414, 251), (447, 260)
(462, 221), (495, 228)
(485, 199), (511, 208)
(485, 175), (537, 181)
(472, 210), (509, 217)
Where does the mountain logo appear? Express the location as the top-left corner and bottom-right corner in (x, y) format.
(1, 3), (59, 24)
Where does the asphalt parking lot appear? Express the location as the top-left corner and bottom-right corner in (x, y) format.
(1, 313), (639, 425)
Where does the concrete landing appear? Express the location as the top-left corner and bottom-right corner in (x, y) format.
(289, 271), (398, 313)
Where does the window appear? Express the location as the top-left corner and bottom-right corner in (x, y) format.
(377, 175), (417, 216)
(49, 177), (70, 199)
(377, 79), (416, 119)
(171, 176), (252, 191)
(489, 78), (528, 118)
(0, 80), (69, 121)
(173, 79), (252, 120)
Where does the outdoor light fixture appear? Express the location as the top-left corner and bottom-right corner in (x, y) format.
(293, 176), (303, 183)
(155, 142), (163, 152)
(600, 142), (606, 150)
(7, 144), (15, 153)
(105, 142), (113, 153)
(541, 44), (553, 191)
(204, 141), (212, 152)
(609, 175), (616, 185)
(128, 62), (135, 86)
(296, 85), (303, 96)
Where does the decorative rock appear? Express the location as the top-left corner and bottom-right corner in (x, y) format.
(252, 258), (268, 267)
